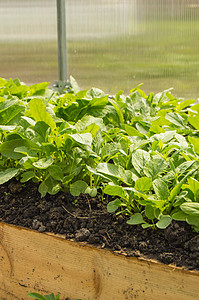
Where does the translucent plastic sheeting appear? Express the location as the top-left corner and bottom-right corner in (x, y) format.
(0, 0), (58, 84)
(0, 0), (199, 98)
(66, 0), (199, 97)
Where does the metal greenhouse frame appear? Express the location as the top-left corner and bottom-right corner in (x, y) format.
(56, 0), (68, 92)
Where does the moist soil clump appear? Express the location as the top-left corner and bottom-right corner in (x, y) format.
(0, 179), (199, 271)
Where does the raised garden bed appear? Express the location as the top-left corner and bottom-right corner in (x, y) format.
(0, 77), (199, 299)
(0, 221), (199, 300)
(0, 179), (199, 299)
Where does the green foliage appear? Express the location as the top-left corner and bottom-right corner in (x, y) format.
(27, 291), (82, 300)
(27, 292), (59, 300)
(0, 77), (199, 231)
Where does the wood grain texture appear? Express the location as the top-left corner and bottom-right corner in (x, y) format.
(0, 221), (198, 300)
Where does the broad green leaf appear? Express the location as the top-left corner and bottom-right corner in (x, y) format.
(44, 176), (61, 195)
(156, 215), (172, 229)
(188, 114), (199, 130)
(186, 177), (199, 199)
(189, 103), (199, 113)
(172, 190), (189, 207)
(142, 223), (153, 229)
(128, 136), (150, 151)
(70, 75), (80, 93)
(135, 122), (149, 135)
(27, 82), (49, 96)
(70, 180), (89, 196)
(130, 83), (144, 94)
(138, 198), (165, 209)
(172, 211), (188, 221)
(14, 146), (37, 157)
(90, 95), (108, 107)
(131, 149), (150, 175)
(33, 157), (54, 169)
(115, 89), (124, 101)
(101, 142), (126, 161)
(175, 133), (188, 148)
(62, 166), (82, 183)
(19, 156), (37, 169)
(176, 161), (196, 175)
(158, 139), (163, 150)
(151, 114), (171, 128)
(0, 139), (40, 160)
(89, 187), (97, 197)
(180, 202), (199, 216)
(27, 292), (47, 300)
(188, 136), (199, 154)
(0, 102), (24, 125)
(151, 140), (159, 151)
(21, 116), (36, 126)
(154, 207), (161, 218)
(96, 163), (132, 184)
(83, 123), (100, 138)
(86, 165), (113, 182)
(107, 199), (122, 213)
(45, 294), (59, 300)
(145, 204), (156, 220)
(144, 156), (168, 180)
(104, 184), (127, 199)
(0, 125), (16, 131)
(7, 80), (28, 97)
(134, 177), (152, 192)
(87, 87), (106, 98)
(109, 98), (124, 124)
(151, 131), (175, 143)
(165, 112), (187, 128)
(34, 121), (50, 141)
(176, 99), (196, 111)
(0, 99), (18, 112)
(75, 115), (104, 132)
(29, 98), (56, 131)
(49, 165), (63, 181)
(69, 133), (92, 146)
(154, 88), (173, 105)
(20, 171), (35, 183)
(27, 293), (59, 300)
(0, 168), (19, 184)
(127, 213), (145, 225)
(169, 168), (197, 204)
(150, 124), (165, 134)
(38, 181), (48, 197)
(186, 215), (199, 227)
(0, 78), (7, 87)
(123, 124), (144, 137)
(153, 179), (169, 200)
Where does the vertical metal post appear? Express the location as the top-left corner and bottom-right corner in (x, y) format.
(56, 0), (67, 93)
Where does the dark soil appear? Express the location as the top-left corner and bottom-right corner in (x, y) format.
(0, 179), (199, 271)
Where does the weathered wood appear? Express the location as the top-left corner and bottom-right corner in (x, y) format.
(0, 221), (198, 300)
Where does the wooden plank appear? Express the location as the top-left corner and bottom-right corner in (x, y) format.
(0, 221), (199, 300)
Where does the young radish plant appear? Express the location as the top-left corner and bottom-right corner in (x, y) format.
(0, 77), (199, 231)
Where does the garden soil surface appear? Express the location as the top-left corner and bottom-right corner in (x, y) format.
(0, 179), (199, 275)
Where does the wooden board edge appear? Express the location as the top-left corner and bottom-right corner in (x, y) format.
(1, 220), (199, 277)
(0, 221), (199, 300)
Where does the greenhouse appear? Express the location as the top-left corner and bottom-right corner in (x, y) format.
(0, 1), (199, 299)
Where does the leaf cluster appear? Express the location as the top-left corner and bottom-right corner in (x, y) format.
(0, 77), (199, 231)
(27, 291), (82, 300)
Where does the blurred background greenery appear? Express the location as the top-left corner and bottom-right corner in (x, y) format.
(0, 0), (199, 98)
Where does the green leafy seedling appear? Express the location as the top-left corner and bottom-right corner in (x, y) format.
(27, 292), (82, 300)
(27, 292), (59, 300)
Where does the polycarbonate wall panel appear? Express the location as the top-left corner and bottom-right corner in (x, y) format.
(66, 0), (199, 97)
(0, 0), (58, 84)
(1, 0), (199, 97)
